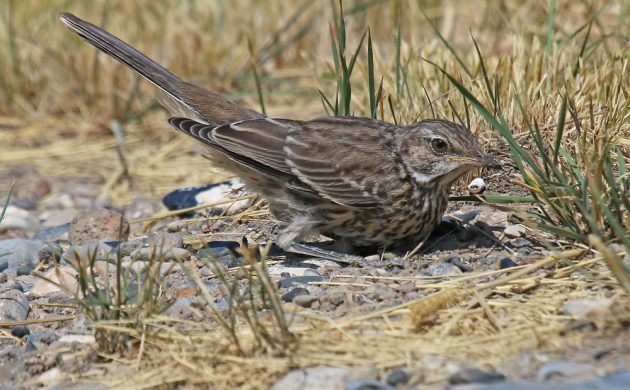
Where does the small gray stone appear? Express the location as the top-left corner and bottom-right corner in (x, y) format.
(499, 258), (519, 269)
(538, 361), (595, 381)
(0, 289), (30, 321)
(145, 232), (184, 250)
(0, 206), (38, 233)
(39, 209), (80, 228)
(345, 379), (393, 390)
(16, 263), (35, 276)
(448, 368), (505, 384)
(272, 366), (351, 390)
(385, 369), (409, 386)
(510, 238), (530, 248)
(279, 275), (323, 289)
(10, 325), (30, 338)
(63, 243), (114, 264)
(0, 239), (47, 274)
(34, 224), (70, 242)
(504, 224), (527, 238)
(427, 262), (463, 277)
(281, 287), (309, 302)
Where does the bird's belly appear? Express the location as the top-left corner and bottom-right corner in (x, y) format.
(323, 194), (448, 247)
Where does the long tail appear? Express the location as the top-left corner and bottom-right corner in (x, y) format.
(60, 12), (263, 124)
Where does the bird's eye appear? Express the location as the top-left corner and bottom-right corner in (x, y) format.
(430, 138), (448, 153)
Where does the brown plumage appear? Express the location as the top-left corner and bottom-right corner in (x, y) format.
(60, 12), (499, 257)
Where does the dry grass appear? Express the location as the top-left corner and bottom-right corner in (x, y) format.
(1, 0), (630, 388)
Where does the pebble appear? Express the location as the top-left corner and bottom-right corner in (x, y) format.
(293, 294), (318, 308)
(498, 258), (519, 269)
(0, 239), (47, 275)
(281, 287), (309, 302)
(448, 368), (506, 385)
(197, 241), (243, 268)
(279, 275), (323, 289)
(56, 334), (96, 344)
(40, 192), (75, 209)
(537, 361), (595, 381)
(10, 325), (30, 338)
(272, 366), (351, 390)
(451, 372), (630, 389)
(385, 369), (410, 386)
(68, 208), (129, 245)
(33, 224), (70, 242)
(426, 262), (463, 277)
(130, 247), (190, 262)
(16, 263), (35, 276)
(563, 298), (613, 319)
(345, 379), (393, 390)
(63, 243), (114, 265)
(268, 258), (340, 276)
(124, 259), (179, 277)
(30, 266), (78, 298)
(10, 198), (37, 210)
(468, 177), (487, 194)
(39, 209), (79, 229)
(504, 224), (527, 238)
(510, 238), (530, 248)
(167, 220), (186, 232)
(0, 289), (30, 321)
(0, 205), (38, 233)
(144, 232), (184, 250)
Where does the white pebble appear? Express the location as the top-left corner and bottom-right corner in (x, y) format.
(467, 177), (487, 194)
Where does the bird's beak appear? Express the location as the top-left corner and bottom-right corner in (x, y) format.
(472, 153), (501, 168)
(449, 153), (501, 168)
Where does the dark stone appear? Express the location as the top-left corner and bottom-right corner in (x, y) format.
(499, 258), (519, 269)
(281, 287), (309, 302)
(10, 325), (30, 338)
(16, 264), (35, 276)
(385, 369), (409, 386)
(197, 241), (243, 268)
(448, 368), (506, 385)
(0, 259), (7, 272)
(446, 257), (472, 272)
(594, 350), (612, 360)
(279, 275), (323, 289)
(431, 218), (461, 236)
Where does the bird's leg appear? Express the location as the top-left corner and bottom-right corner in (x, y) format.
(284, 243), (367, 267)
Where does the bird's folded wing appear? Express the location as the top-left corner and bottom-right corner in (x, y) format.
(168, 116), (400, 208)
(285, 117), (400, 207)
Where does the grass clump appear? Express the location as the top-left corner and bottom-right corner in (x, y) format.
(424, 6), (630, 290)
(36, 246), (174, 353)
(185, 238), (295, 356)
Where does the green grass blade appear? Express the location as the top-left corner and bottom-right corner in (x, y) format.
(367, 29), (377, 118)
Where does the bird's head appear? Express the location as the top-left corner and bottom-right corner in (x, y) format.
(396, 120), (499, 186)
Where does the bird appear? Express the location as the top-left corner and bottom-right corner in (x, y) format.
(60, 12), (499, 265)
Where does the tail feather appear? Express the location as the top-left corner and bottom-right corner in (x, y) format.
(60, 12), (263, 124)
